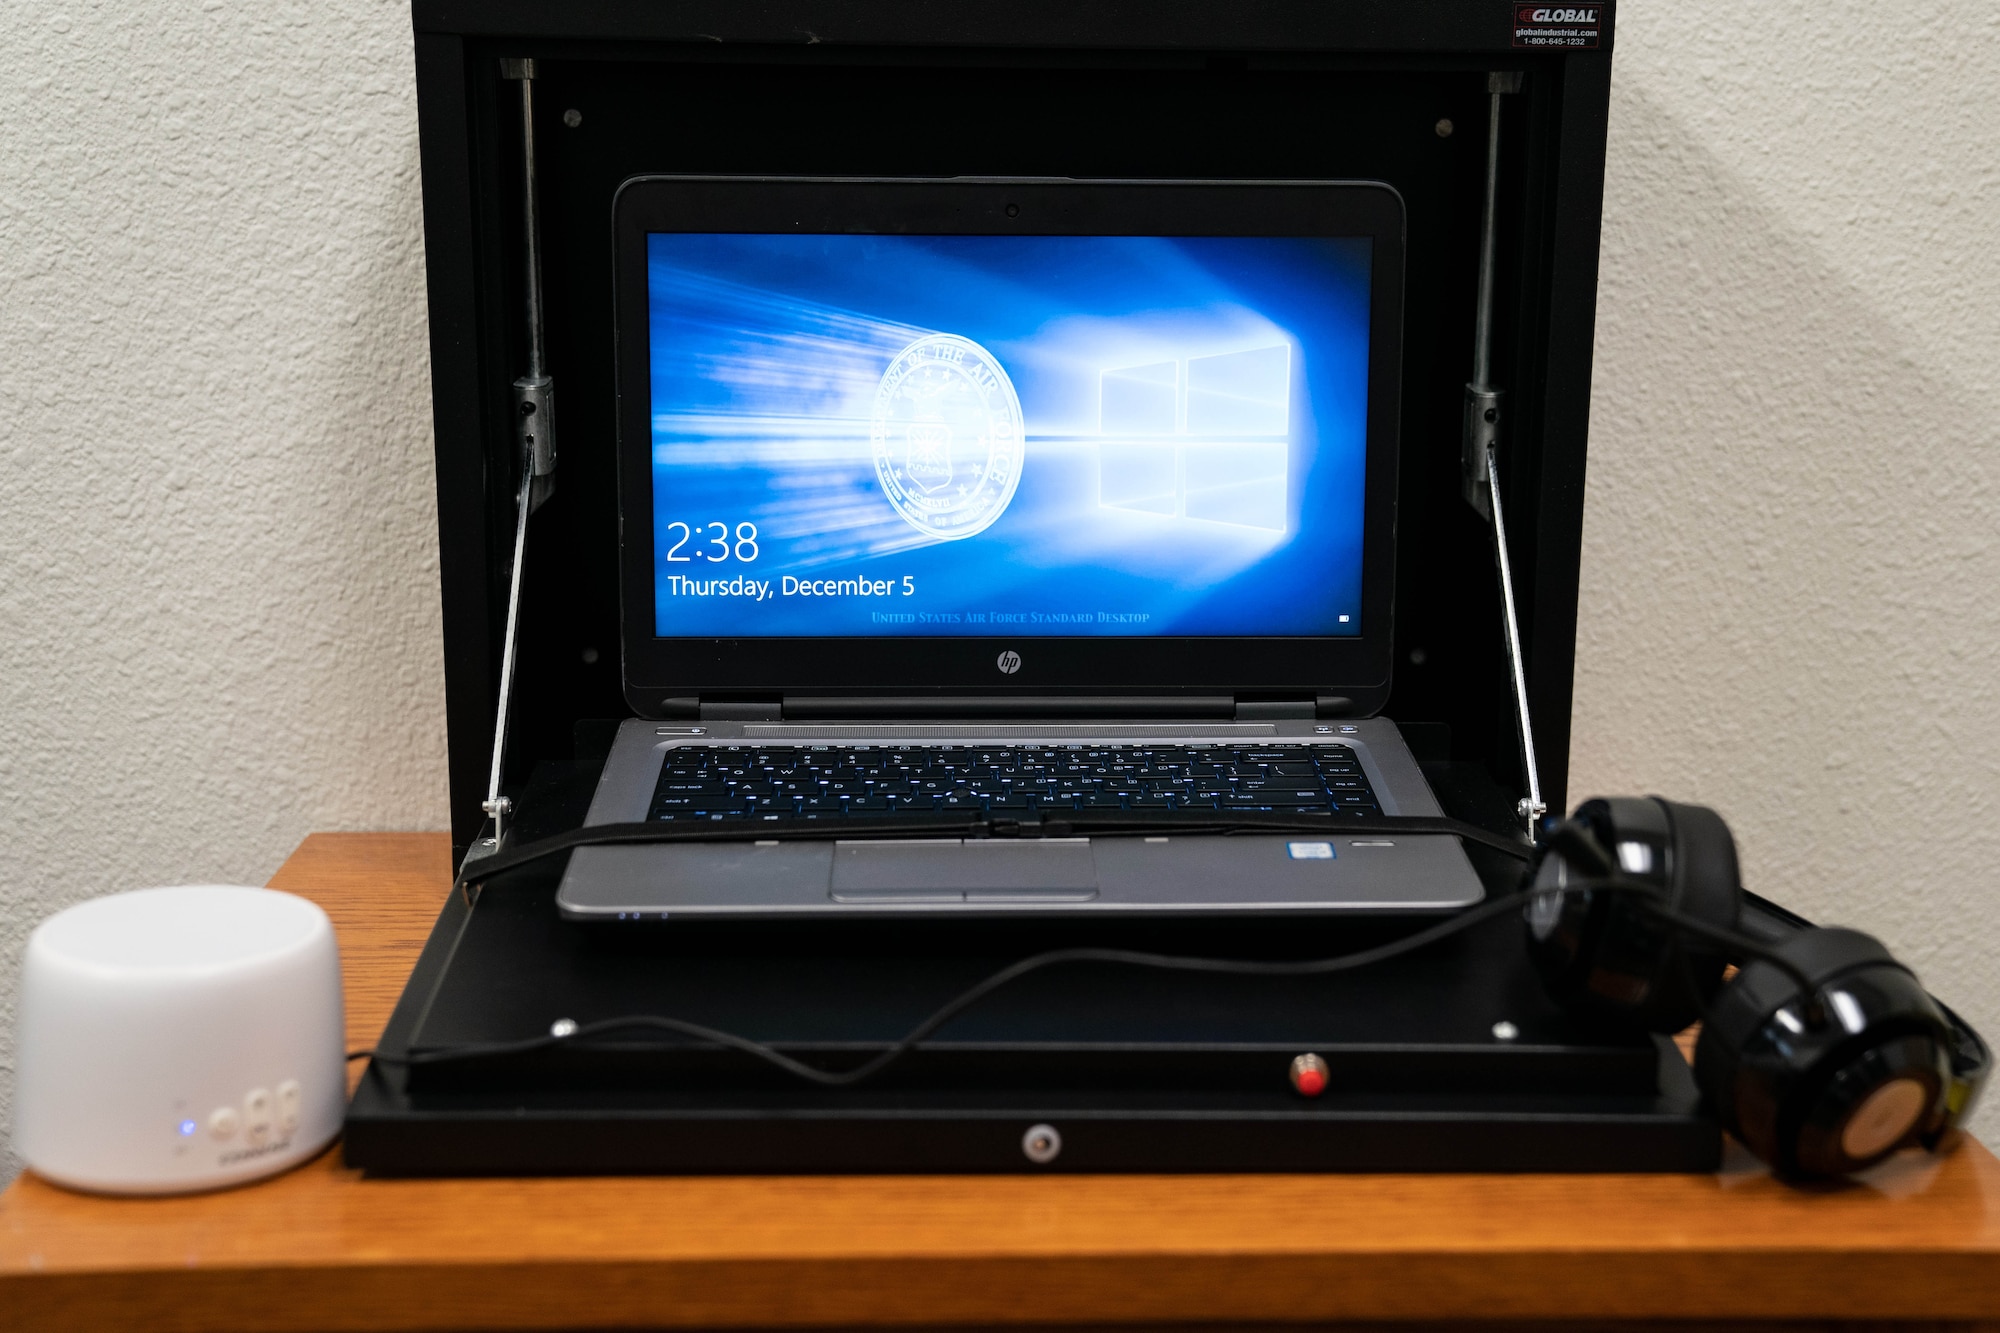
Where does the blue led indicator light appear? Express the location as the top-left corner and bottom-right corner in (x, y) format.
(178, 1119), (197, 1137)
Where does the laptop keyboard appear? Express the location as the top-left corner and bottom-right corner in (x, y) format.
(647, 743), (1383, 822)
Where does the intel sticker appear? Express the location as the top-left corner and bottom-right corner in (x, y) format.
(1287, 841), (1336, 860)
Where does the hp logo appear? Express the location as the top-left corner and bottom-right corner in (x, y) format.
(996, 650), (1022, 675)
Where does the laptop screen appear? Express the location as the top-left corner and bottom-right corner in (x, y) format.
(644, 232), (1372, 640)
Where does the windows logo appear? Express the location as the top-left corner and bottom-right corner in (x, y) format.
(1096, 344), (1291, 532)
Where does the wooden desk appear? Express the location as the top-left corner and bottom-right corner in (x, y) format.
(4, 833), (1999, 1332)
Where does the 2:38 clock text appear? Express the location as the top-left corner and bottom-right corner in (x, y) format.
(663, 521), (759, 562)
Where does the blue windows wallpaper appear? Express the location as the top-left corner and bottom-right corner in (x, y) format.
(646, 233), (1372, 638)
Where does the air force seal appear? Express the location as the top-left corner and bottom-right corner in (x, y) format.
(871, 334), (1024, 540)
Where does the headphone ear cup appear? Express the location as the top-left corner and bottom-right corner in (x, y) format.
(1525, 797), (1738, 1032)
(1650, 798), (1740, 1022)
(1695, 927), (1954, 1179)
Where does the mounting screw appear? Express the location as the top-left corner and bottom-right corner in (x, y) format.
(550, 1017), (579, 1038)
(1021, 1123), (1062, 1164)
(1289, 1052), (1330, 1097)
(562, 108), (582, 128)
(1491, 1020), (1519, 1041)
(1436, 117), (1454, 138)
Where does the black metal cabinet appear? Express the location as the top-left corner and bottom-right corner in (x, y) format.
(360, 4), (1695, 1178)
(409, 1), (1615, 852)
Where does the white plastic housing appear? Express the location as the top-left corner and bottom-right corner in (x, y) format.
(14, 885), (346, 1194)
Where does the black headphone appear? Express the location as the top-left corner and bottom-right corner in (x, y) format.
(1524, 796), (1990, 1179)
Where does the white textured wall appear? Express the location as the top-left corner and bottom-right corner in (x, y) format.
(1, 0), (1995, 1181)
(0, 1), (447, 1180)
(1573, 0), (2000, 1145)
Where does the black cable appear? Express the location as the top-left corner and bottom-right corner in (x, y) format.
(357, 815), (1845, 1092)
(363, 858), (1851, 1091)
(452, 812), (1534, 892)
(363, 878), (1667, 1088)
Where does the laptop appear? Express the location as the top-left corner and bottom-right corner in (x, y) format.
(555, 176), (1483, 918)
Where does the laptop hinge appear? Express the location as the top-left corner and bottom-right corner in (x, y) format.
(1234, 696), (1356, 721)
(1235, 699), (1315, 721)
(699, 699), (783, 722)
(781, 695), (1234, 720)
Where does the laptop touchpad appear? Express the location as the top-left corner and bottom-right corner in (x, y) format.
(830, 839), (1099, 903)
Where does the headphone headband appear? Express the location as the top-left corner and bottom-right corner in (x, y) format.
(1926, 999), (1991, 1150)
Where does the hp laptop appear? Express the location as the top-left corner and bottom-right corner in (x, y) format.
(556, 176), (1483, 918)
